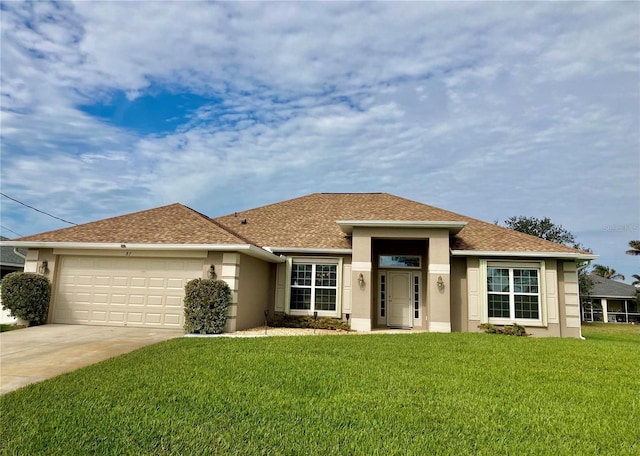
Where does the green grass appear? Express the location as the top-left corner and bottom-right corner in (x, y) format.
(0, 323), (24, 333)
(1, 327), (639, 455)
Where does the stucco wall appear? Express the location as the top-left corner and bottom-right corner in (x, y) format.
(450, 257), (468, 332)
(236, 253), (273, 331)
(558, 261), (581, 338)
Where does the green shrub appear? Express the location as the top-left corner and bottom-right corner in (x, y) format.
(0, 272), (51, 326)
(183, 278), (231, 334)
(269, 313), (351, 331)
(479, 323), (529, 336)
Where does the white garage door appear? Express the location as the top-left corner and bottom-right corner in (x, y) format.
(54, 256), (203, 328)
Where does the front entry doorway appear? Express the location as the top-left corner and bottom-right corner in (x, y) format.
(387, 271), (413, 327)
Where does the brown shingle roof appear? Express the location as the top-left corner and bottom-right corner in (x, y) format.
(16, 204), (247, 245)
(214, 193), (587, 254)
(13, 193), (590, 256)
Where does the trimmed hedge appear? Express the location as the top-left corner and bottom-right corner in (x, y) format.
(0, 272), (51, 326)
(478, 323), (529, 336)
(183, 278), (231, 334)
(269, 313), (351, 331)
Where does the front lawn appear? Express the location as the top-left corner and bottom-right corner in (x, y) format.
(1, 327), (638, 455)
(0, 323), (24, 333)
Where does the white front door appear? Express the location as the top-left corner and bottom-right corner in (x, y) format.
(387, 271), (412, 327)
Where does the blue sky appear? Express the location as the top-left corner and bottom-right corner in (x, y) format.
(1, 1), (638, 282)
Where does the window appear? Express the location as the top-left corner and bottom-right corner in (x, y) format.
(379, 273), (386, 318)
(290, 262), (339, 314)
(487, 266), (541, 322)
(413, 275), (420, 319)
(379, 255), (421, 268)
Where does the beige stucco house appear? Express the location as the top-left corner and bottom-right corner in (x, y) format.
(2, 193), (596, 337)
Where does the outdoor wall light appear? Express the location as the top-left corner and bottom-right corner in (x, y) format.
(39, 260), (49, 275)
(209, 264), (216, 279)
(437, 275), (445, 291)
(358, 273), (365, 287)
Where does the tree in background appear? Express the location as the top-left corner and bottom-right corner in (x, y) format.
(626, 240), (640, 256)
(591, 264), (625, 281)
(502, 216), (580, 248)
(631, 274), (640, 287)
(499, 215), (593, 301)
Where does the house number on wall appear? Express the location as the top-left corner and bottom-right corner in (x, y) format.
(125, 251), (133, 257)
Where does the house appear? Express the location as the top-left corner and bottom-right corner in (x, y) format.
(582, 274), (639, 323)
(1, 236), (26, 279)
(1, 193), (596, 337)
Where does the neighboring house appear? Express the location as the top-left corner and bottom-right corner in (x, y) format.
(582, 274), (639, 324)
(1, 193), (596, 337)
(1, 236), (26, 324)
(1, 236), (26, 279)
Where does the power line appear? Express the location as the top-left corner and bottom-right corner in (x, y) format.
(0, 225), (24, 237)
(0, 193), (78, 226)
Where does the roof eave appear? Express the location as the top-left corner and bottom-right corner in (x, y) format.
(264, 246), (353, 254)
(589, 294), (637, 299)
(337, 220), (467, 234)
(1, 241), (285, 263)
(450, 250), (598, 261)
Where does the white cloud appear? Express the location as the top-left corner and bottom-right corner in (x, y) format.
(0, 1), (638, 278)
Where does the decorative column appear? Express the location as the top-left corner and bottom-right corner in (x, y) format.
(601, 298), (608, 323)
(427, 231), (451, 332)
(350, 230), (372, 332)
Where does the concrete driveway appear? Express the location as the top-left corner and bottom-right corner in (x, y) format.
(0, 324), (183, 395)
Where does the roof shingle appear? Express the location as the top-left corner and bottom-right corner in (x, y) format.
(15, 204), (247, 245)
(589, 274), (638, 298)
(214, 193), (587, 254)
(12, 193), (590, 256)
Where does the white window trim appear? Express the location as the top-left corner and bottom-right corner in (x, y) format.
(378, 271), (387, 324)
(480, 260), (547, 327)
(412, 272), (421, 327)
(285, 257), (343, 317)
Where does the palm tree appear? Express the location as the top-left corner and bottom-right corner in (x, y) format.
(592, 264), (625, 281)
(632, 274), (640, 287)
(626, 240), (640, 256)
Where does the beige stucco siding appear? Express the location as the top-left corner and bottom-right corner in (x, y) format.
(236, 253), (273, 331)
(450, 257), (468, 332)
(465, 257), (482, 333)
(558, 261), (581, 338)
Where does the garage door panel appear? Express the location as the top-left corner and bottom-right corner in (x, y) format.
(111, 294), (126, 305)
(112, 277), (129, 287)
(72, 309), (89, 321)
(109, 311), (125, 323)
(54, 256), (203, 328)
(166, 278), (184, 288)
(147, 296), (163, 306)
(145, 313), (162, 324)
(130, 277), (147, 287)
(94, 276), (111, 286)
(166, 295), (183, 307)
